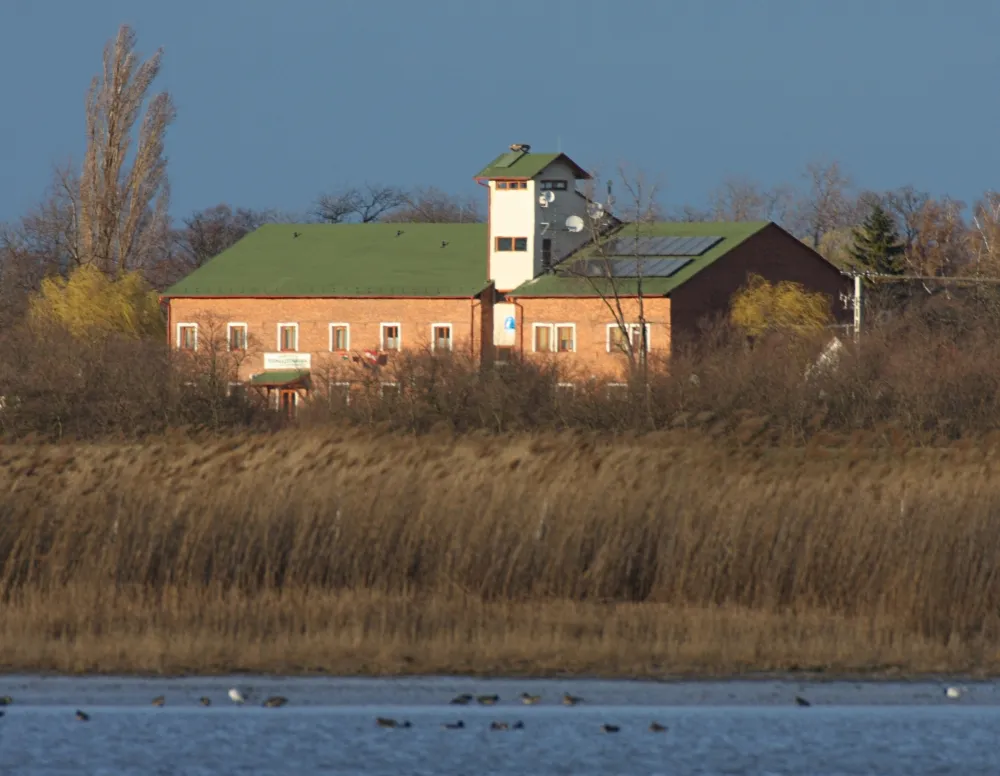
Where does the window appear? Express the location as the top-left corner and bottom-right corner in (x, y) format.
(606, 323), (651, 353)
(606, 382), (629, 399)
(380, 382), (400, 397)
(556, 382), (576, 395)
(431, 323), (452, 352)
(540, 180), (568, 191)
(330, 381), (351, 406)
(329, 323), (350, 352)
(176, 323), (198, 351)
(495, 237), (528, 252)
(542, 238), (553, 270)
(556, 324), (575, 353)
(277, 323), (298, 352)
(381, 323), (401, 351)
(495, 180), (527, 190)
(533, 323), (553, 353)
(227, 323), (247, 352)
(533, 323), (574, 353)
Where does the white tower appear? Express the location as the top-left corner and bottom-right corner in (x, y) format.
(474, 144), (596, 293)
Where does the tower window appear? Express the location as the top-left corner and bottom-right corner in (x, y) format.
(496, 237), (528, 252)
(540, 180), (568, 191)
(495, 180), (528, 190)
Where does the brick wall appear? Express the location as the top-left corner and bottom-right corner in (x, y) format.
(511, 296), (671, 379)
(167, 297), (487, 381)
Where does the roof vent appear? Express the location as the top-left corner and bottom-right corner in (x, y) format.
(509, 143), (531, 153)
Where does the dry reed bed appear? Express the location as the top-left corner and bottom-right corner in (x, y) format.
(2, 429), (1000, 676)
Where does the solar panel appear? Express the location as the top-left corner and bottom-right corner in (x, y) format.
(607, 235), (723, 257)
(574, 257), (694, 278)
(493, 151), (525, 168)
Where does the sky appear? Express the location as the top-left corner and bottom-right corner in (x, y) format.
(2, 0), (1000, 224)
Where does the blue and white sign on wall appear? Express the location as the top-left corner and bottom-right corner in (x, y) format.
(493, 302), (518, 347)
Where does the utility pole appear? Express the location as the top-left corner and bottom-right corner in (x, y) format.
(853, 273), (862, 343)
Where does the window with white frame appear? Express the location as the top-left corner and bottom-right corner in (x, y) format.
(227, 323), (248, 351)
(606, 382), (629, 399)
(556, 382), (576, 395)
(331, 381), (351, 406)
(532, 323), (575, 353)
(431, 323), (452, 352)
(277, 323), (298, 352)
(329, 323), (350, 352)
(380, 381), (400, 397)
(176, 323), (198, 351)
(380, 323), (401, 351)
(606, 323), (651, 353)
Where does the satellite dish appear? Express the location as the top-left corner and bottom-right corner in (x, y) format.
(565, 215), (584, 233)
(587, 201), (605, 219)
(542, 190), (555, 203)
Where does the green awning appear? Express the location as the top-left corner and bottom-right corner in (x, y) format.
(249, 370), (310, 387)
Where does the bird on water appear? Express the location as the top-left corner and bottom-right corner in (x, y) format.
(477, 694), (499, 706)
(520, 693), (541, 705)
(151, 696), (166, 707)
(442, 720), (464, 729)
(563, 693), (583, 706)
(262, 696), (288, 708)
(199, 697), (211, 707)
(649, 721), (667, 732)
(795, 696), (811, 707)
(601, 723), (620, 733)
(228, 688), (246, 705)
(450, 694), (473, 705)
(75, 710), (90, 722)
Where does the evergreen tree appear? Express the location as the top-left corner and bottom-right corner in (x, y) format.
(850, 203), (905, 275)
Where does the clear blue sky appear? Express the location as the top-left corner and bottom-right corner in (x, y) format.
(2, 0), (999, 223)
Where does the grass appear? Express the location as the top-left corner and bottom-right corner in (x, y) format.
(3, 428), (1000, 677)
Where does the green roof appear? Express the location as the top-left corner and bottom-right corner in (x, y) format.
(162, 223), (490, 298)
(249, 370), (309, 387)
(507, 221), (770, 297)
(474, 151), (590, 180)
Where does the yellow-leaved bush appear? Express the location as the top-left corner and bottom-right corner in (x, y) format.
(29, 264), (164, 340)
(730, 273), (833, 337)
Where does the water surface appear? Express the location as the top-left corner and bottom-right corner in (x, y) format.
(1, 676), (997, 774)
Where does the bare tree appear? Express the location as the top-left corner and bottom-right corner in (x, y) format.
(567, 166), (662, 401)
(384, 187), (483, 223)
(313, 184), (406, 223)
(883, 185), (930, 252)
(176, 204), (275, 268)
(792, 160), (854, 246)
(709, 177), (794, 225)
(78, 24), (175, 276)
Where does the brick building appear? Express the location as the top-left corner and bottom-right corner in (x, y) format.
(162, 145), (849, 413)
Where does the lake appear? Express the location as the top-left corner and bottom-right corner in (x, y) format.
(1, 675), (998, 774)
